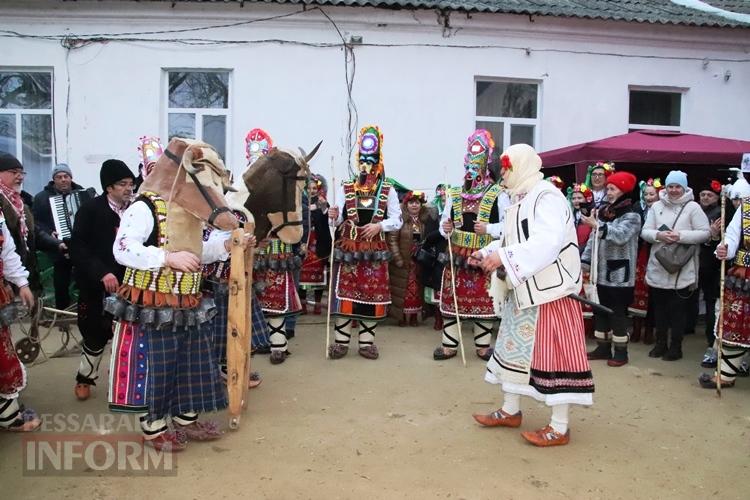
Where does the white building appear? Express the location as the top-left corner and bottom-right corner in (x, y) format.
(1, 0), (749, 195)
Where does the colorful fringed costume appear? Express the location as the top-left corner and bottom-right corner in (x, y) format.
(328, 125), (402, 360)
(435, 130), (509, 361)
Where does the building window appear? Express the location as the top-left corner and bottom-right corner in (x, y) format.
(0, 70), (54, 195)
(166, 70), (229, 160)
(475, 79), (539, 159)
(629, 88), (683, 131)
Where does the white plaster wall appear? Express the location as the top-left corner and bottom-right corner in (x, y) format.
(1, 0), (748, 195)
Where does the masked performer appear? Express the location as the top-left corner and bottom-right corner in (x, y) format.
(327, 125), (402, 360)
(106, 139), (239, 451)
(244, 128), (304, 365)
(700, 180), (750, 389)
(435, 130), (509, 361)
(472, 144), (593, 447)
(299, 174), (332, 315)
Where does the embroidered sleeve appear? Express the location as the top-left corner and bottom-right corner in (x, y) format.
(112, 201), (165, 271)
(0, 221), (29, 288)
(380, 187), (403, 232)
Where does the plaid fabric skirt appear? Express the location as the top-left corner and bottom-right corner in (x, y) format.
(144, 323), (227, 420)
(208, 282), (270, 366)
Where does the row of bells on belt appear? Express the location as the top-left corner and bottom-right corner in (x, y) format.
(333, 248), (392, 263)
(725, 274), (750, 293)
(103, 295), (218, 329)
(253, 255), (303, 272)
(437, 252), (478, 269)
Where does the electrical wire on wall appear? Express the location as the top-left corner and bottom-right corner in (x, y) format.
(2, 6), (748, 171)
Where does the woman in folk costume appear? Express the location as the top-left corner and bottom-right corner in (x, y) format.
(628, 178), (662, 343)
(700, 171), (750, 389)
(299, 174), (332, 315)
(581, 171), (642, 367)
(106, 138), (241, 451)
(245, 128), (304, 365)
(421, 184), (449, 331)
(388, 190), (428, 326)
(472, 144), (593, 447)
(327, 125), (402, 360)
(583, 161), (616, 209)
(435, 129), (509, 361)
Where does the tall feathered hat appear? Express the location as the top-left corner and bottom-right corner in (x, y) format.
(245, 128), (274, 165)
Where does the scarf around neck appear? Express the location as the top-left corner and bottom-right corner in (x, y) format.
(0, 181), (28, 241)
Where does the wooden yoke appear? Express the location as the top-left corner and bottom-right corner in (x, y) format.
(227, 227), (253, 429)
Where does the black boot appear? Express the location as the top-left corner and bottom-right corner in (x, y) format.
(648, 331), (668, 358)
(608, 346), (629, 367)
(662, 336), (683, 361)
(587, 341), (612, 360)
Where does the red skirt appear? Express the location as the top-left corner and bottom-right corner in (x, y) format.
(403, 261), (423, 313)
(300, 229), (327, 287)
(530, 297), (594, 395)
(628, 243), (651, 317)
(720, 266), (750, 348)
(255, 268), (302, 317)
(0, 326), (25, 398)
(439, 265), (495, 319)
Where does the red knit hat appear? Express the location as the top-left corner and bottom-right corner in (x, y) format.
(606, 171), (637, 194)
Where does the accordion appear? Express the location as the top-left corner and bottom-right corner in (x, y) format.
(50, 188), (96, 241)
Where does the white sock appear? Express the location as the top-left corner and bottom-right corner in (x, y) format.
(501, 392), (521, 415)
(550, 404), (570, 434)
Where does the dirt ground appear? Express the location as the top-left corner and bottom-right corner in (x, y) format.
(1, 314), (748, 500)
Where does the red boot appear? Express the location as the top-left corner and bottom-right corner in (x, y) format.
(433, 311), (444, 331)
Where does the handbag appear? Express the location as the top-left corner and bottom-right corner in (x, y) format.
(415, 246), (437, 266)
(583, 224), (600, 304)
(654, 203), (694, 274)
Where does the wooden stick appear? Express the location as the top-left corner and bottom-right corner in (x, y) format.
(227, 228), (251, 429)
(716, 188), (727, 397)
(443, 165), (466, 367)
(447, 236), (467, 367)
(325, 157), (336, 359)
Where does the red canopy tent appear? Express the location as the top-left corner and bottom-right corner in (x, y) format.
(540, 130), (750, 187)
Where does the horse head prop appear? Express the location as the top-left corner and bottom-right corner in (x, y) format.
(140, 137), (239, 254)
(239, 141), (322, 244)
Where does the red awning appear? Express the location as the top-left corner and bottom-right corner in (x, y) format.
(541, 130), (750, 169)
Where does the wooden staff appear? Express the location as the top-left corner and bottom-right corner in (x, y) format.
(716, 187), (728, 397)
(325, 157), (336, 358)
(227, 228), (252, 429)
(444, 166), (466, 366)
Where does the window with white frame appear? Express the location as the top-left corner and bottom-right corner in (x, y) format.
(628, 87), (684, 132)
(166, 70), (229, 160)
(0, 70), (54, 195)
(475, 79), (539, 161)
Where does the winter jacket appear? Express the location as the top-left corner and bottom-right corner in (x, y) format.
(641, 188), (710, 290)
(69, 194), (125, 293)
(581, 198), (641, 288)
(419, 205), (446, 291)
(387, 204), (430, 319)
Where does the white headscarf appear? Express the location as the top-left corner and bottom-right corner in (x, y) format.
(500, 143), (544, 198)
(730, 177), (750, 199)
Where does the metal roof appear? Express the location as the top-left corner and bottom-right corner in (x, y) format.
(156, 0), (750, 28)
